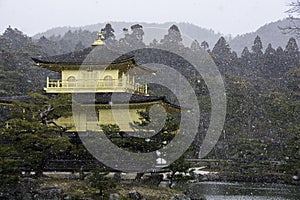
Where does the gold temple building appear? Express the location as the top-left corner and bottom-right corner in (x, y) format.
(31, 34), (180, 133)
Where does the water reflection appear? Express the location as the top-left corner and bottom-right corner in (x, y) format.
(187, 182), (300, 200)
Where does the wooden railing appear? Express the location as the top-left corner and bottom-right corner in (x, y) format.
(45, 77), (148, 95)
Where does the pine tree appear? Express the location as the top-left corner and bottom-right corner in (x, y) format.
(250, 36), (264, 75)
(211, 37), (233, 72)
(276, 46), (284, 55)
(241, 47), (251, 61)
(88, 167), (116, 198)
(263, 43), (276, 77)
(74, 41), (85, 51)
(265, 43), (276, 55)
(37, 36), (58, 56)
(284, 37), (299, 71)
(149, 38), (158, 47)
(167, 156), (191, 188)
(251, 35), (263, 56)
(0, 93), (72, 179)
(274, 46), (286, 76)
(131, 24), (144, 41)
(118, 24), (145, 50)
(212, 37), (231, 57)
(190, 40), (201, 51)
(200, 41), (209, 51)
(101, 23), (115, 40)
(160, 25), (183, 49)
(271, 37), (300, 76)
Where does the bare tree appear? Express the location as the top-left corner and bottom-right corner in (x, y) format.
(281, 0), (300, 37)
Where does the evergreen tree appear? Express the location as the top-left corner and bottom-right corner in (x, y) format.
(276, 46), (284, 56)
(285, 37), (299, 54)
(265, 43), (276, 55)
(250, 36), (264, 75)
(37, 36), (58, 56)
(1, 26), (38, 55)
(241, 46), (251, 58)
(200, 41), (209, 51)
(118, 24), (145, 50)
(101, 23), (115, 40)
(231, 51), (238, 60)
(0, 93), (72, 182)
(2, 26), (31, 47)
(263, 43), (277, 77)
(284, 37), (299, 71)
(87, 167), (116, 198)
(212, 37), (231, 58)
(211, 37), (233, 72)
(167, 155), (192, 188)
(230, 51), (239, 72)
(275, 46), (286, 75)
(74, 41), (85, 51)
(0, 28), (49, 96)
(149, 38), (158, 47)
(160, 25), (183, 49)
(251, 35), (263, 56)
(240, 47), (251, 71)
(190, 40), (201, 51)
(286, 67), (300, 98)
(131, 24), (144, 41)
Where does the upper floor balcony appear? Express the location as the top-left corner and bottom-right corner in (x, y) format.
(45, 77), (148, 95)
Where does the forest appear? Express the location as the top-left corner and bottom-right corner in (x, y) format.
(0, 22), (299, 198)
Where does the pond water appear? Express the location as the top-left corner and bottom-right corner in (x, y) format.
(187, 182), (300, 200)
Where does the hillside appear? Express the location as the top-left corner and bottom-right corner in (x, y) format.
(33, 22), (222, 48)
(0, 22), (299, 192)
(32, 19), (300, 55)
(229, 18), (300, 54)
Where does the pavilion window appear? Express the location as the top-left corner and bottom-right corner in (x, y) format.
(104, 75), (113, 87)
(67, 76), (76, 87)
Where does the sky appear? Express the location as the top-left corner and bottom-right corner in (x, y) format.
(0, 0), (293, 37)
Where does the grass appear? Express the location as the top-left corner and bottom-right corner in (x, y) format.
(39, 176), (181, 199)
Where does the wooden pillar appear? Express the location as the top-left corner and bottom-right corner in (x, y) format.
(133, 75), (135, 86)
(46, 77), (49, 88)
(145, 84), (148, 95)
(123, 74), (127, 88)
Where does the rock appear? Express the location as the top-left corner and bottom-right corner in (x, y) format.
(63, 195), (72, 199)
(207, 174), (219, 181)
(0, 178), (64, 200)
(141, 174), (163, 186)
(128, 190), (144, 200)
(109, 193), (120, 200)
(19, 177), (40, 192)
(158, 180), (169, 187)
(0, 185), (16, 200)
(190, 196), (206, 200)
(170, 193), (207, 200)
(113, 172), (122, 182)
(170, 194), (191, 200)
(37, 187), (63, 200)
(18, 178), (40, 199)
(185, 188), (206, 200)
(0, 178), (40, 199)
(198, 174), (208, 181)
(197, 173), (219, 182)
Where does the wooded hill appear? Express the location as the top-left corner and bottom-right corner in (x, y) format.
(32, 19), (300, 55)
(0, 23), (299, 184)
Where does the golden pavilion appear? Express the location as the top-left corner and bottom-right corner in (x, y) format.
(31, 34), (180, 133)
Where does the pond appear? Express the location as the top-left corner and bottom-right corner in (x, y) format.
(186, 182), (300, 200)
